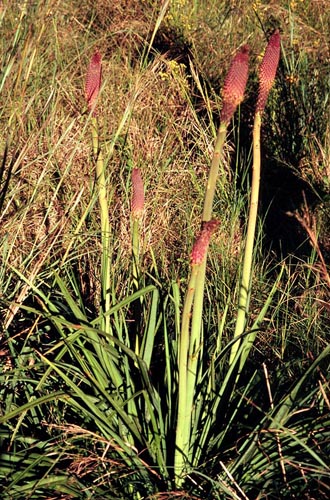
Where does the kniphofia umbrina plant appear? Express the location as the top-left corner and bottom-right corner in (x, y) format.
(175, 45), (250, 484)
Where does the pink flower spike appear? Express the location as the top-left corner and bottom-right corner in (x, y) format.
(220, 45), (250, 125)
(256, 30), (281, 113)
(191, 220), (220, 265)
(85, 50), (102, 113)
(131, 168), (145, 220)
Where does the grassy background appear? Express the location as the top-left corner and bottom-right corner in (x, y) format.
(0, 0), (329, 498)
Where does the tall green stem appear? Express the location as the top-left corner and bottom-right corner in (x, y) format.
(90, 118), (123, 394)
(175, 264), (199, 484)
(175, 123), (227, 485)
(202, 123), (227, 222)
(91, 117), (112, 336)
(132, 219), (140, 289)
(230, 111), (262, 365)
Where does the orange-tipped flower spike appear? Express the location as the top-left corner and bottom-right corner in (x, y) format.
(256, 30), (281, 113)
(85, 50), (102, 113)
(191, 220), (220, 265)
(220, 45), (249, 125)
(131, 168), (145, 220)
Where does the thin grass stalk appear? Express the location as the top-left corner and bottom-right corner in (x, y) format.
(238, 261), (285, 374)
(202, 124), (227, 222)
(143, 0), (170, 64)
(165, 282), (181, 425)
(140, 288), (159, 369)
(196, 338), (249, 458)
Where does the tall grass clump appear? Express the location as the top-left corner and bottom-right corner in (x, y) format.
(1, 2), (330, 499)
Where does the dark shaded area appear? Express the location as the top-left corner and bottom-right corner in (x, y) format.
(260, 157), (316, 257)
(151, 26), (193, 67)
(0, 144), (17, 215)
(255, 54), (328, 259)
(238, 89), (320, 260)
(228, 59), (325, 261)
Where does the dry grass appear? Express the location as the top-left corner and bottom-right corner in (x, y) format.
(1, 0), (329, 295)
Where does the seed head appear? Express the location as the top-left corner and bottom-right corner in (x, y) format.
(85, 50), (102, 113)
(131, 168), (145, 220)
(220, 45), (250, 125)
(191, 220), (220, 265)
(256, 30), (281, 113)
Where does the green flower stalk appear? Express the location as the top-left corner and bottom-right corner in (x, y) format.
(130, 167), (145, 360)
(175, 46), (249, 485)
(196, 45), (249, 381)
(230, 31), (281, 366)
(175, 220), (219, 484)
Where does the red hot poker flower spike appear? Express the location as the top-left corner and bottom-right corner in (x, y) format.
(131, 168), (145, 220)
(85, 50), (102, 112)
(191, 220), (220, 265)
(256, 30), (281, 113)
(220, 45), (249, 125)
